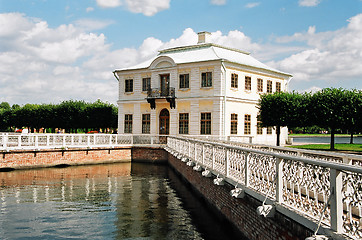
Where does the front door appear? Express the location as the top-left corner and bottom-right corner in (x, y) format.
(160, 74), (170, 96)
(159, 108), (170, 135)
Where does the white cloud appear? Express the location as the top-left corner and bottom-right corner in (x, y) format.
(96, 0), (122, 8)
(86, 7), (94, 12)
(245, 2), (260, 8)
(124, 0), (170, 16)
(211, 0), (226, 5)
(298, 0), (321, 7)
(269, 14), (362, 89)
(95, 0), (170, 16)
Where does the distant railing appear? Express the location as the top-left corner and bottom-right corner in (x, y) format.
(166, 136), (362, 239)
(0, 133), (168, 150)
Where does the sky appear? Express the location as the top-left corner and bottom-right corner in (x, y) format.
(0, 0), (362, 105)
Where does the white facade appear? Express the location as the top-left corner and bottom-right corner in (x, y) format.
(114, 32), (292, 145)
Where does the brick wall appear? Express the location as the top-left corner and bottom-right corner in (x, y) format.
(1, 147), (131, 170)
(168, 153), (313, 240)
(131, 147), (168, 163)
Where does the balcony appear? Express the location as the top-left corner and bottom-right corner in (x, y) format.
(146, 87), (176, 109)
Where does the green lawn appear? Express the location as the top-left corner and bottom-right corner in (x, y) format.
(288, 144), (362, 153)
(289, 133), (361, 137)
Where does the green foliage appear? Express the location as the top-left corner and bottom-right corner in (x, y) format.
(257, 87), (362, 149)
(0, 100), (118, 133)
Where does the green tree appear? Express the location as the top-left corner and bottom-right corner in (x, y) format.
(309, 88), (348, 150)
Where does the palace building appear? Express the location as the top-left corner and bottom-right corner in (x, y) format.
(114, 32), (292, 145)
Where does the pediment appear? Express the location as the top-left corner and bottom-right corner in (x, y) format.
(149, 56), (176, 69)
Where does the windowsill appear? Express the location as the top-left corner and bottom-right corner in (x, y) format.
(125, 92), (134, 95)
(179, 88), (190, 92)
(201, 86), (213, 90)
(230, 88), (238, 91)
(244, 90), (252, 93)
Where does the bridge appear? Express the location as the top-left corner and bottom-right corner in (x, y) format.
(1, 133), (361, 239)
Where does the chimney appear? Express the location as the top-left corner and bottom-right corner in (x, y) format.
(197, 31), (211, 44)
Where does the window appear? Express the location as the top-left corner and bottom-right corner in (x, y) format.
(276, 82), (281, 92)
(142, 114), (150, 134)
(179, 74), (189, 89)
(200, 112), (211, 135)
(267, 80), (272, 93)
(257, 78), (263, 92)
(230, 113), (238, 134)
(245, 76), (251, 91)
(179, 113), (189, 134)
(244, 114), (251, 135)
(201, 72), (212, 87)
(142, 78), (151, 92)
(257, 121), (263, 135)
(125, 79), (133, 92)
(124, 114), (133, 133)
(231, 73), (238, 88)
(267, 126), (273, 135)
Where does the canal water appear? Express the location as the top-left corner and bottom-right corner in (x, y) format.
(0, 163), (245, 240)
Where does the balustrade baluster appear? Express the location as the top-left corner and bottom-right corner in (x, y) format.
(276, 158), (283, 203)
(244, 152), (250, 187)
(330, 168), (343, 233)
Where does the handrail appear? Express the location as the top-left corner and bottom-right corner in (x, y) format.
(167, 135), (362, 239)
(0, 133), (168, 150)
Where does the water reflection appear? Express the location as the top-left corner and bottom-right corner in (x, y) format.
(0, 163), (240, 240)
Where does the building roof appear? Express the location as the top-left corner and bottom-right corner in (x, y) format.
(116, 43), (292, 77)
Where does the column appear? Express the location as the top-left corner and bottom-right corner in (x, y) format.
(133, 104), (141, 134)
(169, 108), (178, 135)
(189, 101), (199, 135)
(150, 109), (157, 135)
(212, 99), (223, 136)
(118, 104), (124, 134)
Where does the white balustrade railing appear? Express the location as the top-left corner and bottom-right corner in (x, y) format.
(166, 136), (362, 239)
(0, 133), (167, 150)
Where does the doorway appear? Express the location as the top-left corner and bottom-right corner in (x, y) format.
(159, 108), (170, 135)
(160, 74), (170, 96)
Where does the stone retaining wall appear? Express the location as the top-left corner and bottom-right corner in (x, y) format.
(0, 147), (132, 170)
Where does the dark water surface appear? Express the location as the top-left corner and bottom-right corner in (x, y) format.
(0, 163), (244, 240)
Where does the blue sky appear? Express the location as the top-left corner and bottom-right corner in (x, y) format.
(1, 0), (361, 105)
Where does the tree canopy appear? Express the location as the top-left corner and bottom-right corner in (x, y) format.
(0, 100), (118, 133)
(257, 88), (362, 149)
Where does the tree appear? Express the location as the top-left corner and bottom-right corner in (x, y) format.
(258, 92), (308, 146)
(309, 88), (348, 150)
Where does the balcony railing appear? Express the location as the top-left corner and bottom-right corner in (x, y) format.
(147, 87), (175, 98)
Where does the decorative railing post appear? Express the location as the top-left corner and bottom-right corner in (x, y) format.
(3, 133), (8, 148)
(244, 152), (250, 187)
(276, 158), (283, 203)
(212, 145), (215, 170)
(18, 135), (21, 147)
(62, 135), (66, 147)
(202, 144), (205, 165)
(87, 135), (90, 146)
(46, 135), (50, 146)
(330, 168), (343, 233)
(225, 147), (229, 177)
(35, 135), (39, 148)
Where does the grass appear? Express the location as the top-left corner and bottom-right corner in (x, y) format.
(288, 144), (362, 153)
(289, 133), (362, 137)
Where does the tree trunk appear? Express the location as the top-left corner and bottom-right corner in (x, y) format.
(276, 126), (281, 146)
(350, 132), (354, 144)
(330, 128), (335, 150)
